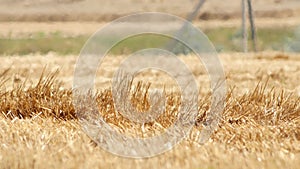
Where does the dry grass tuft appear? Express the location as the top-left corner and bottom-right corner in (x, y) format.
(0, 70), (75, 120)
(222, 79), (300, 125)
(0, 70), (299, 139)
(0, 66), (300, 168)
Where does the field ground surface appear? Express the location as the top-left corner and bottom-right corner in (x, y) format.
(1, 1), (300, 168)
(0, 52), (300, 169)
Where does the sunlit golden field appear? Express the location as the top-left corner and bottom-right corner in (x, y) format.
(1, 0), (300, 168)
(0, 51), (299, 169)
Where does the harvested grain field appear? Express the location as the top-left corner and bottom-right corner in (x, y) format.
(0, 52), (300, 169)
(1, 1), (300, 168)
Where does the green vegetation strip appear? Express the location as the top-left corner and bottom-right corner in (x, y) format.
(0, 27), (297, 55)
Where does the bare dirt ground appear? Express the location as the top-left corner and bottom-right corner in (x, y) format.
(0, 0), (300, 21)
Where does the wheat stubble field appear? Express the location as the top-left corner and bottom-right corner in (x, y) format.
(1, 1), (300, 168)
(0, 51), (299, 169)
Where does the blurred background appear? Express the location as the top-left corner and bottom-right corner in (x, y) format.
(0, 0), (300, 55)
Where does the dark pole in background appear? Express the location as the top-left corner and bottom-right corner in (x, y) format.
(186, 0), (207, 23)
(166, 0), (206, 53)
(242, 0), (248, 53)
(247, 0), (257, 52)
